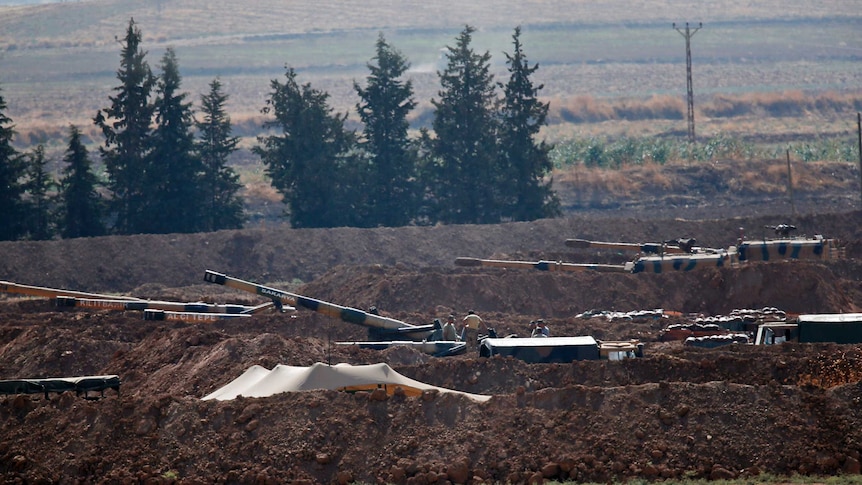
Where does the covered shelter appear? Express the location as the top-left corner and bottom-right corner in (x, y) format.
(202, 362), (491, 402)
(479, 336), (601, 363)
(0, 375), (120, 399)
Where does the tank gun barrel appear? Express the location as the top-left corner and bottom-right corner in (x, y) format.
(455, 257), (629, 273)
(564, 239), (687, 254)
(203, 270), (433, 340)
(0, 280), (145, 301)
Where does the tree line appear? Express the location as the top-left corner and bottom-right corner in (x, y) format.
(0, 19), (559, 240)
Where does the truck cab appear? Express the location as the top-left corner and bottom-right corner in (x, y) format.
(754, 322), (799, 345)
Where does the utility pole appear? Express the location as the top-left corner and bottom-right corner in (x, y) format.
(673, 22), (702, 143)
(786, 149), (796, 216)
(857, 112), (861, 208)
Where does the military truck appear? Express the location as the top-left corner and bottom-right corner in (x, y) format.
(478, 336), (644, 363)
(755, 313), (862, 345)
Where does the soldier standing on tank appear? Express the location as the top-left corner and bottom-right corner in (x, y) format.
(442, 314), (459, 341)
(460, 310), (485, 337)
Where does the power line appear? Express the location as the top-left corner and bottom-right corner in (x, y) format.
(673, 22), (702, 143)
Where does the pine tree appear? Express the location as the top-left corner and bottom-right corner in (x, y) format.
(58, 125), (105, 239)
(94, 18), (156, 235)
(498, 26), (560, 221)
(0, 86), (26, 241)
(147, 47), (204, 234)
(22, 145), (56, 240)
(431, 25), (501, 224)
(196, 78), (245, 231)
(254, 68), (355, 228)
(354, 34), (418, 227)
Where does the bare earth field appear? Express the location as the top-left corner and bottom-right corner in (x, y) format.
(3, 158), (862, 483)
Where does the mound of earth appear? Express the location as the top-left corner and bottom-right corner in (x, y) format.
(2, 208), (862, 483)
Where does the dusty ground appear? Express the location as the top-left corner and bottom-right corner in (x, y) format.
(3, 160), (862, 484)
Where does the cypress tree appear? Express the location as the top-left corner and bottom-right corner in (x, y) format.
(413, 127), (443, 225)
(498, 26), (560, 221)
(22, 145), (56, 240)
(58, 125), (105, 239)
(354, 33), (418, 227)
(431, 25), (500, 224)
(94, 18), (156, 235)
(196, 78), (245, 231)
(254, 68), (354, 228)
(0, 86), (26, 241)
(147, 47), (204, 234)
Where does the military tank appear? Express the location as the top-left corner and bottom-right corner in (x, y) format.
(203, 270), (467, 357)
(457, 224), (842, 277)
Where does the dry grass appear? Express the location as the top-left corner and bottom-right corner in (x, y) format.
(703, 91), (862, 119)
(549, 91), (862, 125)
(241, 180), (281, 204)
(729, 163), (789, 193)
(635, 162), (675, 191)
(553, 158), (858, 202)
(553, 162), (672, 198)
(551, 96), (618, 124)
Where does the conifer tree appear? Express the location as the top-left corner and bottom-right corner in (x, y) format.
(22, 145), (56, 240)
(58, 125), (105, 239)
(196, 78), (245, 231)
(413, 128), (443, 225)
(147, 47), (204, 234)
(498, 26), (560, 221)
(94, 18), (156, 234)
(430, 25), (500, 224)
(354, 34), (418, 227)
(0, 86), (26, 241)
(255, 68), (355, 228)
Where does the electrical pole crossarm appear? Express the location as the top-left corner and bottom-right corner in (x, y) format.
(673, 22), (702, 37)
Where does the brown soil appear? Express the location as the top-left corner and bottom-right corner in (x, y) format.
(3, 162), (862, 484)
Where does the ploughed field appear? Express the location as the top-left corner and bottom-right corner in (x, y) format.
(2, 209), (862, 483)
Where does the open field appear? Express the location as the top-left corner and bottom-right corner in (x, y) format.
(1, 0), (860, 151)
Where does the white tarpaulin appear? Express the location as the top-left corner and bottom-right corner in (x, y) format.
(202, 362), (491, 402)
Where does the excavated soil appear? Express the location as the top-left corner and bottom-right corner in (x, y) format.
(3, 187), (862, 483)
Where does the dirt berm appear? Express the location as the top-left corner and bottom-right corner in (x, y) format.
(2, 208), (862, 484)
